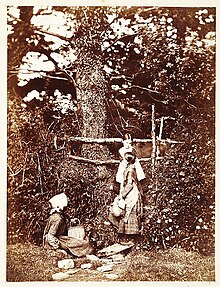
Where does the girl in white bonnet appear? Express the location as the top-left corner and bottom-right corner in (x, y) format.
(116, 133), (145, 184)
(109, 152), (144, 240)
(43, 192), (93, 257)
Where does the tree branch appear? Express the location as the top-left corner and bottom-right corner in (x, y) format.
(103, 33), (138, 52)
(8, 11), (79, 91)
(8, 13), (22, 22)
(113, 84), (169, 104)
(8, 12), (71, 42)
(8, 68), (72, 82)
(68, 154), (120, 165)
(129, 85), (160, 94)
(31, 48), (79, 90)
(35, 28), (70, 42)
(114, 98), (139, 115)
(7, 165), (23, 177)
(101, 6), (159, 50)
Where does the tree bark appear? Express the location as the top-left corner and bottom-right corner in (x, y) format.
(76, 51), (109, 164)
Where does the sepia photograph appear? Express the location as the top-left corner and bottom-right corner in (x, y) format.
(3, 1), (218, 285)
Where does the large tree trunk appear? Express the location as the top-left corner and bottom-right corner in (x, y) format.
(76, 51), (110, 179)
(76, 52), (109, 162)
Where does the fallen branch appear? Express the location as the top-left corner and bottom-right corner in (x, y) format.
(54, 135), (58, 150)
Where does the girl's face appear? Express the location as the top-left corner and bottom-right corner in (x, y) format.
(123, 140), (132, 149)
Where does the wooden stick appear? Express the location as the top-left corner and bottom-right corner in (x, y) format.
(151, 105), (156, 172)
(151, 105), (159, 203)
(158, 117), (164, 140)
(7, 165), (23, 177)
(68, 137), (123, 143)
(68, 155), (120, 165)
(133, 139), (155, 143)
(21, 152), (28, 186)
(37, 153), (44, 194)
(159, 139), (184, 144)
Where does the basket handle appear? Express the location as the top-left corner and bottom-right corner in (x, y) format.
(70, 218), (81, 226)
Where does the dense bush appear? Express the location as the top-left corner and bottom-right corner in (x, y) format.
(141, 109), (215, 254)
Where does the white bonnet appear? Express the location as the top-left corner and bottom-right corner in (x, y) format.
(119, 146), (133, 159)
(49, 192), (68, 214)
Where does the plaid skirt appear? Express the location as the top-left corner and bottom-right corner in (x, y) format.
(118, 203), (140, 234)
(109, 196), (142, 235)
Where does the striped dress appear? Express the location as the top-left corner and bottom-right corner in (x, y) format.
(110, 164), (143, 234)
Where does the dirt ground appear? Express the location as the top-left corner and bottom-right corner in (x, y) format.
(6, 242), (215, 282)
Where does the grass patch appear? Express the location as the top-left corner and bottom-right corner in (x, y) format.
(116, 248), (215, 281)
(6, 243), (215, 282)
(6, 243), (65, 281)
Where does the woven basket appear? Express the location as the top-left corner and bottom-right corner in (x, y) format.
(111, 196), (125, 217)
(68, 218), (85, 240)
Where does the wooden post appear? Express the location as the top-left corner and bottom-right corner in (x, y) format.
(157, 117), (164, 157)
(158, 117), (164, 140)
(151, 105), (156, 177)
(151, 105), (158, 203)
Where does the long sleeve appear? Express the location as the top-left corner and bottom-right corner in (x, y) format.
(121, 181), (133, 198)
(45, 234), (60, 249)
(120, 165), (136, 198)
(47, 217), (61, 236)
(43, 213), (63, 250)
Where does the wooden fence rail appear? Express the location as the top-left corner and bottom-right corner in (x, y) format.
(67, 154), (163, 165)
(67, 137), (182, 144)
